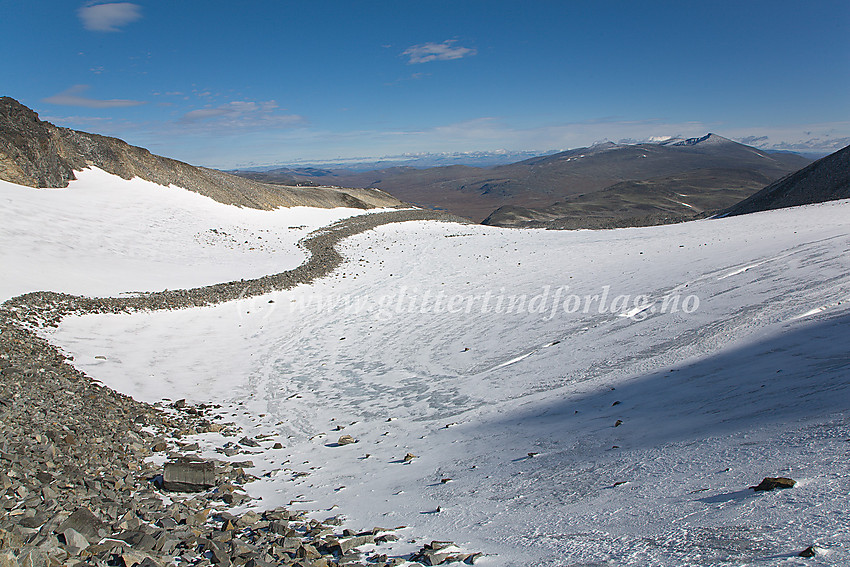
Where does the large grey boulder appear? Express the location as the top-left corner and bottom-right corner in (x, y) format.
(56, 507), (105, 542)
(60, 528), (89, 555)
(162, 459), (215, 492)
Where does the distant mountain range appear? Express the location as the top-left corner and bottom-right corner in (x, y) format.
(0, 97), (403, 211)
(235, 134), (812, 224)
(235, 150), (561, 172)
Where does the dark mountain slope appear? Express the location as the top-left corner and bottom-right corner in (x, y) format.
(722, 144), (850, 216)
(0, 97), (403, 210)
(483, 168), (776, 228)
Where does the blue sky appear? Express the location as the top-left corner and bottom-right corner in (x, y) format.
(2, 1), (849, 168)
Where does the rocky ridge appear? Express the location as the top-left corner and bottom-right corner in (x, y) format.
(0, 208), (479, 567)
(0, 97), (404, 211)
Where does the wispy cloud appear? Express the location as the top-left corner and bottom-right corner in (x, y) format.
(42, 114), (148, 135)
(723, 123), (850, 155)
(181, 108), (233, 121)
(78, 2), (142, 32)
(176, 101), (307, 133)
(43, 85), (146, 108)
(771, 136), (850, 153)
(738, 135), (769, 146)
(402, 40), (476, 64)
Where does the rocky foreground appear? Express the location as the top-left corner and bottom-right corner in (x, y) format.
(0, 209), (479, 567)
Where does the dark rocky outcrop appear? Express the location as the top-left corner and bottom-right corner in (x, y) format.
(722, 144), (850, 216)
(0, 96), (404, 211)
(0, 97), (75, 187)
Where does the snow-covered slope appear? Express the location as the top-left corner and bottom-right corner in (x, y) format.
(0, 168), (382, 301)
(33, 192), (850, 564)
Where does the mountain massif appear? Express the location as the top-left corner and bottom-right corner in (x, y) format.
(722, 144), (850, 217)
(236, 134), (812, 225)
(0, 97), (403, 210)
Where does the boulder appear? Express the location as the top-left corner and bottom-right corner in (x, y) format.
(162, 460), (215, 492)
(15, 549), (48, 567)
(750, 477), (796, 492)
(410, 541), (471, 565)
(799, 545), (820, 557)
(335, 534), (375, 554)
(56, 507), (105, 541)
(60, 528), (89, 555)
(114, 530), (157, 551)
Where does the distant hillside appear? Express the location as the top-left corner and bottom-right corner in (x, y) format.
(722, 144), (850, 217)
(237, 134), (811, 223)
(482, 167), (777, 229)
(0, 97), (403, 211)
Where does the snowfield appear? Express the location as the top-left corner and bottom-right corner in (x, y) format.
(0, 167), (380, 301)
(7, 171), (850, 565)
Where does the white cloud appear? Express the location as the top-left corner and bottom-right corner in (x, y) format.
(78, 2), (142, 32)
(402, 40), (476, 64)
(175, 101), (307, 133)
(42, 114), (148, 137)
(43, 85), (146, 108)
